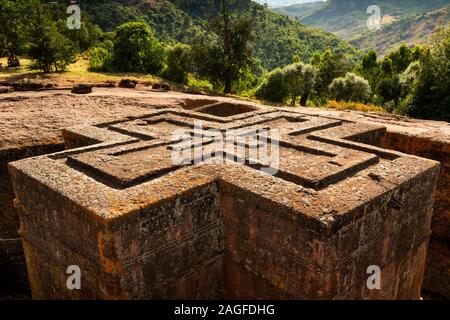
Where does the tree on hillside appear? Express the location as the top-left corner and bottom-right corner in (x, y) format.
(254, 67), (288, 103)
(410, 28), (450, 121)
(27, 2), (75, 73)
(191, 0), (255, 93)
(57, 16), (102, 53)
(357, 50), (381, 92)
(329, 72), (371, 103)
(113, 22), (165, 74)
(283, 62), (317, 106)
(162, 43), (192, 84)
(311, 50), (352, 97)
(381, 57), (394, 75)
(387, 44), (414, 74)
(0, 0), (32, 67)
(376, 76), (402, 107)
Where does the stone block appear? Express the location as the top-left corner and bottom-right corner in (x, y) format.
(9, 108), (440, 299)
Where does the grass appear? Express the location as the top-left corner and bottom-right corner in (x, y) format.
(0, 55), (161, 85)
(0, 57), (33, 75)
(63, 56), (159, 83)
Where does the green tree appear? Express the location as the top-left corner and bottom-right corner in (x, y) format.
(357, 50), (381, 92)
(27, 3), (75, 73)
(0, 0), (32, 67)
(381, 57), (394, 75)
(387, 44), (413, 74)
(113, 22), (165, 74)
(399, 61), (421, 97)
(311, 50), (351, 97)
(191, 0), (255, 93)
(410, 28), (450, 121)
(376, 76), (401, 106)
(255, 67), (287, 103)
(162, 43), (192, 84)
(283, 62), (317, 106)
(329, 72), (371, 103)
(58, 16), (102, 53)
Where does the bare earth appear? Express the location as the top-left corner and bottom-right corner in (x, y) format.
(0, 88), (258, 152)
(1, 87), (448, 153)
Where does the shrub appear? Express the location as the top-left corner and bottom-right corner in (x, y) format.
(254, 67), (287, 103)
(88, 47), (112, 71)
(161, 43), (191, 84)
(283, 62), (316, 106)
(376, 76), (401, 105)
(325, 100), (385, 112)
(187, 74), (213, 92)
(113, 22), (165, 74)
(329, 72), (371, 102)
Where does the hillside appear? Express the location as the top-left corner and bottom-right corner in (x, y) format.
(57, 0), (360, 70)
(254, 0), (322, 8)
(274, 1), (325, 18)
(350, 6), (450, 56)
(275, 0), (450, 39)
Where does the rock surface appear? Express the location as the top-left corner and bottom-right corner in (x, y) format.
(119, 79), (137, 89)
(71, 84), (93, 95)
(1, 88), (449, 299)
(0, 86), (13, 94)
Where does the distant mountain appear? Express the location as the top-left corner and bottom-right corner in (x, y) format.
(274, 1), (325, 17)
(62, 0), (360, 70)
(350, 5), (450, 55)
(255, 0), (322, 8)
(275, 0), (450, 40)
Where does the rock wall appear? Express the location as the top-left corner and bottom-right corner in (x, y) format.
(1, 90), (448, 299)
(8, 107), (440, 299)
(377, 131), (450, 298)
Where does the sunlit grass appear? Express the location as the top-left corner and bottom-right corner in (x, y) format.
(0, 57), (34, 76)
(63, 55), (159, 83)
(0, 55), (161, 84)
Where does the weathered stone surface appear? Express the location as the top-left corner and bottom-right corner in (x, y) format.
(119, 79), (137, 89)
(294, 108), (450, 299)
(0, 90), (257, 297)
(71, 84), (93, 95)
(0, 86), (13, 94)
(1, 89), (449, 299)
(9, 106), (440, 299)
(161, 83), (171, 91)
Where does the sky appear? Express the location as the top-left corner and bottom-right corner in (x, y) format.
(255, 0), (324, 8)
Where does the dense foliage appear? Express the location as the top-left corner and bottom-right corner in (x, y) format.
(56, 0), (360, 70)
(255, 68), (288, 103)
(113, 22), (165, 73)
(409, 28), (450, 121)
(161, 44), (192, 84)
(329, 73), (371, 103)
